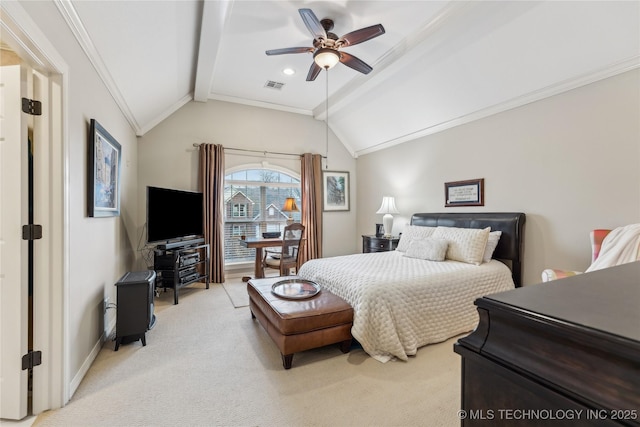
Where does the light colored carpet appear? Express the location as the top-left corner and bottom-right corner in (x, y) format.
(33, 279), (463, 427)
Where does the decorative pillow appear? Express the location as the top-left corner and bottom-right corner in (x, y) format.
(396, 225), (437, 252)
(483, 231), (502, 263)
(404, 238), (448, 261)
(431, 226), (491, 265)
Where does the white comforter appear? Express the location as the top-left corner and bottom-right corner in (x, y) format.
(297, 251), (515, 362)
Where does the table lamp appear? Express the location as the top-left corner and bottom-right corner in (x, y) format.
(376, 196), (399, 237)
(282, 197), (299, 225)
(282, 197), (299, 239)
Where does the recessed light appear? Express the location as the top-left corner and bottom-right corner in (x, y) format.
(282, 68), (295, 76)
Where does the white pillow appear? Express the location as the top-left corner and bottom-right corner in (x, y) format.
(396, 225), (437, 252)
(404, 238), (448, 261)
(483, 231), (502, 263)
(431, 226), (491, 265)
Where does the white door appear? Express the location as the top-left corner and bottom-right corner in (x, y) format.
(0, 63), (31, 419)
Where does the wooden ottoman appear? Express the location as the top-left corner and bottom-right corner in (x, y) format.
(247, 276), (353, 369)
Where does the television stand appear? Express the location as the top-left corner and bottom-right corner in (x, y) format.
(154, 242), (210, 304)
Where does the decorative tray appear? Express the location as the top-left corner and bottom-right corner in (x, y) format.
(271, 279), (320, 300)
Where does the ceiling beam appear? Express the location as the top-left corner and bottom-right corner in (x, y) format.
(194, 0), (233, 102)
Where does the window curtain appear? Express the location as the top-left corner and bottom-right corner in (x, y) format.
(300, 153), (323, 264)
(199, 143), (225, 283)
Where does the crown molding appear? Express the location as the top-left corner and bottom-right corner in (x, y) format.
(136, 93), (193, 136)
(354, 56), (640, 157)
(54, 0), (141, 133)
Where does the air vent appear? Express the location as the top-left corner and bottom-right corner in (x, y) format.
(264, 80), (285, 90)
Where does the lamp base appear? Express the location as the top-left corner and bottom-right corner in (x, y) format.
(285, 217), (294, 238)
(382, 214), (394, 238)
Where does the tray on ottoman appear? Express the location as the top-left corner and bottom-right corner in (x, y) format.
(247, 276), (353, 369)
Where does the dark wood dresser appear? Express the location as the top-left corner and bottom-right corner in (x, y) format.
(455, 261), (640, 426)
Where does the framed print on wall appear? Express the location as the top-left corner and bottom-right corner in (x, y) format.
(322, 171), (350, 211)
(445, 178), (484, 207)
(88, 119), (122, 217)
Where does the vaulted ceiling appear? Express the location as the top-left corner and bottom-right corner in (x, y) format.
(58, 0), (639, 157)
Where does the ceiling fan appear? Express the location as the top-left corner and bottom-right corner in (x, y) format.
(266, 8), (385, 81)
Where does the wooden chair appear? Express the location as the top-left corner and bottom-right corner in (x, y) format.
(262, 223), (305, 276)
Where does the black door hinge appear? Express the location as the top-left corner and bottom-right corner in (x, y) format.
(22, 224), (43, 240)
(22, 98), (42, 116)
(22, 351), (42, 370)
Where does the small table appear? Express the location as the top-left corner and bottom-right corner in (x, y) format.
(362, 235), (400, 253)
(239, 237), (283, 278)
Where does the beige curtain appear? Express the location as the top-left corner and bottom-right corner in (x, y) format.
(300, 153), (323, 264)
(199, 144), (225, 283)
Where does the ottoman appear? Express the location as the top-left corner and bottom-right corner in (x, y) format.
(247, 276), (354, 369)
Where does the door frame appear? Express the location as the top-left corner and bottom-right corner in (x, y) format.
(1, 1), (70, 412)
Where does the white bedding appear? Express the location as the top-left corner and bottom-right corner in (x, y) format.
(297, 251), (515, 362)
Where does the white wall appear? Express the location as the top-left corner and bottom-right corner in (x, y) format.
(18, 1), (139, 393)
(356, 69), (640, 286)
(137, 99), (358, 269)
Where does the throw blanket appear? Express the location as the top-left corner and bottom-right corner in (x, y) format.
(586, 223), (640, 272)
(298, 251), (514, 362)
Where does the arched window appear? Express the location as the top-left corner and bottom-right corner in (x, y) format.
(224, 167), (301, 266)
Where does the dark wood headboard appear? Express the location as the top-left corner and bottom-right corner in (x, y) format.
(410, 212), (526, 287)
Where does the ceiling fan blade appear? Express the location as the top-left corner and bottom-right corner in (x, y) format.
(299, 8), (326, 40)
(266, 47), (314, 56)
(338, 24), (385, 47)
(306, 62), (322, 81)
(339, 52), (373, 74)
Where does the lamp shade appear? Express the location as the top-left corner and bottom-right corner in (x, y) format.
(376, 196), (399, 214)
(314, 48), (340, 69)
(376, 196), (399, 237)
(282, 197), (299, 213)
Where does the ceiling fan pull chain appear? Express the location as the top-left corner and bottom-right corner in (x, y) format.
(325, 69), (329, 168)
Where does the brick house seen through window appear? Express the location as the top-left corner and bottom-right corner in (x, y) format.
(224, 168), (301, 267)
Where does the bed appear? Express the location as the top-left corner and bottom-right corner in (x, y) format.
(297, 212), (526, 362)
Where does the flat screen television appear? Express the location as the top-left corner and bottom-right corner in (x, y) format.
(146, 186), (204, 244)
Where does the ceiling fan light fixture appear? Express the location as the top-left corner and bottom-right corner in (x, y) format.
(314, 48), (340, 69)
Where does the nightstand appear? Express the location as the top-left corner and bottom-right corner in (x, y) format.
(362, 235), (400, 253)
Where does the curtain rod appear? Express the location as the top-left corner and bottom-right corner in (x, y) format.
(192, 144), (326, 159)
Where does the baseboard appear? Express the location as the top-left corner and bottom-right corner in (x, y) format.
(225, 270), (253, 280)
(68, 334), (103, 398)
